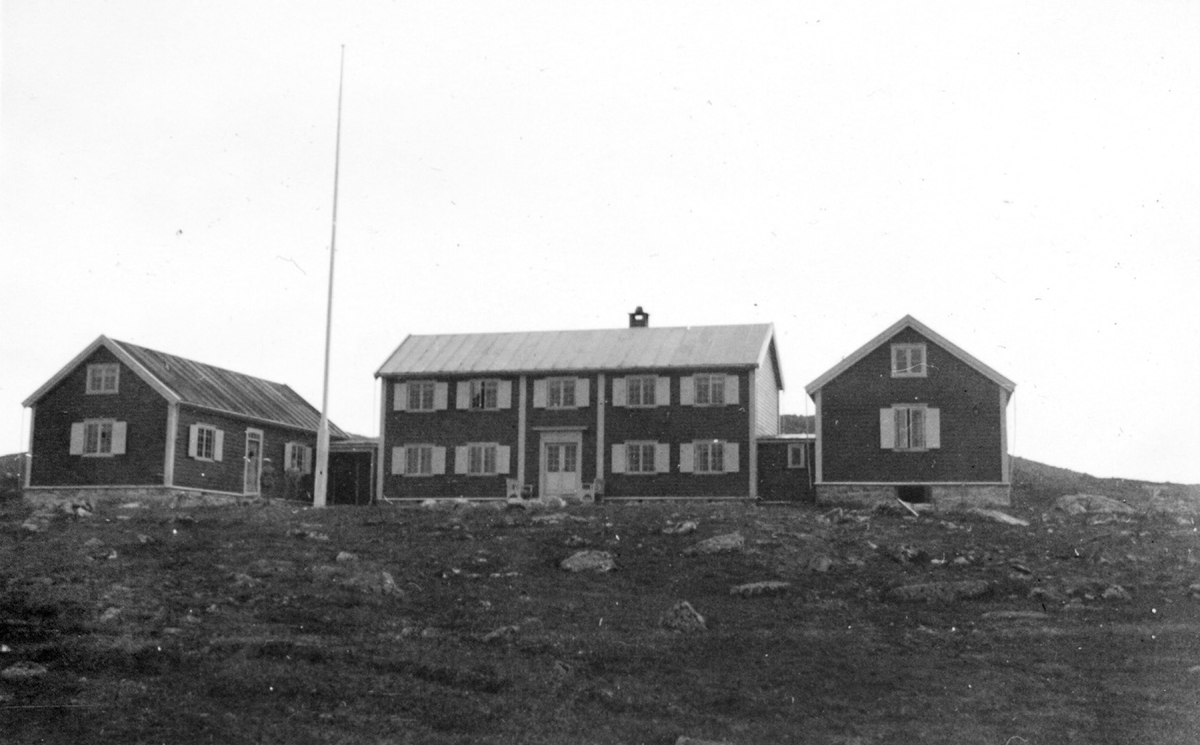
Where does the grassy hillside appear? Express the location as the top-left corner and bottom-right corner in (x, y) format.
(1011, 456), (1199, 512)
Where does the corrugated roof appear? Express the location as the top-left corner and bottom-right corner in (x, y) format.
(115, 340), (347, 436)
(377, 324), (779, 380)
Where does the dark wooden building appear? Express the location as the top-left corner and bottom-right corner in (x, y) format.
(375, 310), (786, 501)
(23, 335), (348, 503)
(805, 315), (1016, 508)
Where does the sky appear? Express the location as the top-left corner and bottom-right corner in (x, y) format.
(3, 1), (1198, 484)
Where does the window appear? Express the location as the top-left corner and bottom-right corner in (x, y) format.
(626, 442), (657, 474)
(407, 381), (436, 411)
(468, 443), (497, 474)
(627, 376), (657, 407)
(894, 406), (926, 450)
(470, 380), (498, 410)
(406, 445), (434, 475)
(84, 421), (114, 455)
(787, 442), (807, 468)
(285, 443), (313, 474)
(86, 364), (120, 394)
(547, 378), (576, 408)
(694, 440), (726, 473)
(195, 425), (217, 460)
(694, 374), (726, 406)
(891, 344), (927, 378)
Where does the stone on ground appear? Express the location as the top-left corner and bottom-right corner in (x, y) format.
(1055, 494), (1137, 515)
(683, 532), (744, 556)
(560, 550), (616, 572)
(662, 520), (699, 535)
(969, 508), (1030, 526)
(888, 580), (990, 602)
(2, 662), (49, 681)
(730, 580), (791, 597)
(660, 601), (707, 632)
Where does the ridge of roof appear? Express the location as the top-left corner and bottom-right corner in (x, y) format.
(804, 315), (1015, 396)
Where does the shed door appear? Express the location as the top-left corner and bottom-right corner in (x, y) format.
(244, 430), (263, 495)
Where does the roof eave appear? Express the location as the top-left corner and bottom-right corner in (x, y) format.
(23, 335), (182, 408)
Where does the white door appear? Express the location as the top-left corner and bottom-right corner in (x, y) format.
(541, 433), (581, 497)
(244, 430), (263, 495)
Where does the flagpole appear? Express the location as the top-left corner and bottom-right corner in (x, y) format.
(314, 45), (345, 509)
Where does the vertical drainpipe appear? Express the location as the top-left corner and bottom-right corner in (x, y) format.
(164, 402), (178, 487)
(517, 375), (527, 487)
(596, 373), (606, 485)
(747, 368), (757, 499)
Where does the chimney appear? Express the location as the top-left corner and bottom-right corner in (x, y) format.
(628, 306), (649, 328)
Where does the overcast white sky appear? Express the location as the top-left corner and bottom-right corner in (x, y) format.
(3, 1), (1198, 483)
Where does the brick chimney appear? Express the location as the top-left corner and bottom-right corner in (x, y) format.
(628, 306), (649, 328)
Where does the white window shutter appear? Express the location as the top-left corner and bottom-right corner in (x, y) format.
(303, 446), (313, 474)
(656, 376), (670, 406)
(679, 442), (695, 473)
(880, 409), (896, 449)
(496, 445), (511, 474)
(391, 446), (405, 475)
(455, 446), (468, 474)
(926, 408), (941, 449)
(724, 441), (740, 473)
(393, 383), (408, 411)
(111, 422), (127, 455)
(434, 382), (449, 410)
(498, 380), (513, 409)
(213, 430), (224, 462)
(432, 446), (447, 474)
(533, 379), (547, 408)
(611, 444), (626, 474)
(284, 442), (295, 469)
(655, 442), (670, 473)
(576, 378), (589, 407)
(456, 381), (470, 409)
(680, 376), (695, 406)
(188, 424), (199, 458)
(612, 377), (627, 407)
(69, 423), (85, 455)
(726, 375), (739, 405)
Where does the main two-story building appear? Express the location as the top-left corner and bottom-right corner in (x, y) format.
(374, 308), (805, 502)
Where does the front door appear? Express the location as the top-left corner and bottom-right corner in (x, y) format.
(244, 430), (263, 495)
(541, 433), (581, 497)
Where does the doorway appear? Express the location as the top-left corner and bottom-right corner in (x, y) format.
(244, 429), (263, 495)
(540, 432), (582, 497)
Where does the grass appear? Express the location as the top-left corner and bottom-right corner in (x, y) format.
(2, 485), (1199, 744)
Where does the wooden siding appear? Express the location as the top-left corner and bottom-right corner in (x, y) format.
(28, 347), (167, 487)
(172, 406), (316, 498)
(819, 327), (1004, 484)
(757, 440), (816, 502)
(754, 358), (780, 437)
(523, 374), (598, 493)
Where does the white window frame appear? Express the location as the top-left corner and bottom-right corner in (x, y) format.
(83, 420), (115, 457)
(468, 443), (498, 475)
(625, 441), (658, 474)
(407, 381), (437, 411)
(694, 440), (726, 473)
(86, 363), (120, 394)
(546, 378), (577, 409)
(470, 380), (499, 410)
(891, 343), (927, 378)
(894, 405), (928, 451)
(405, 444), (435, 476)
(787, 442), (807, 469)
(285, 442), (313, 474)
(626, 376), (657, 407)
(195, 424), (218, 461)
(693, 374), (726, 406)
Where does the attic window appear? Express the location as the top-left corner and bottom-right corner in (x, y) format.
(86, 364), (120, 394)
(891, 344), (927, 378)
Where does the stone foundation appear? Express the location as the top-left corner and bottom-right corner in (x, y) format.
(23, 486), (261, 509)
(816, 483), (1011, 510)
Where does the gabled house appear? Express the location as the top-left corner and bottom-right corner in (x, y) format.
(23, 335), (348, 503)
(375, 309), (787, 501)
(805, 315), (1016, 508)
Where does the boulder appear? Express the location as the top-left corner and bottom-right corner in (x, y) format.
(662, 520), (699, 535)
(560, 550), (615, 573)
(683, 532), (744, 556)
(1055, 494), (1137, 515)
(888, 580), (990, 603)
(969, 508), (1030, 526)
(1, 661), (48, 681)
(730, 581), (791, 597)
(481, 625), (519, 644)
(660, 601), (707, 632)
(336, 551), (358, 562)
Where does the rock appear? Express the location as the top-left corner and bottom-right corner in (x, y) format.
(85, 537), (104, 547)
(348, 570), (403, 596)
(1055, 494), (1137, 515)
(683, 532), (744, 556)
(1189, 583), (1200, 599)
(1103, 584), (1132, 601)
(137, 534), (154, 544)
(99, 607), (122, 623)
(481, 625), (519, 643)
(1, 661), (49, 681)
(532, 495), (567, 510)
(969, 508), (1030, 526)
(888, 580), (990, 603)
(662, 520), (699, 535)
(806, 554), (834, 573)
(564, 534), (589, 548)
(560, 550), (616, 573)
(660, 601), (707, 632)
(336, 551), (358, 562)
(981, 610), (1050, 621)
(1029, 586), (1064, 603)
(233, 572), (259, 587)
(730, 581), (791, 597)
(20, 518), (47, 533)
(888, 544), (927, 564)
(420, 498), (472, 510)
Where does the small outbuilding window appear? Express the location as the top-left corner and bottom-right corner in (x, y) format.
(787, 442), (807, 468)
(891, 344), (927, 378)
(86, 364), (120, 394)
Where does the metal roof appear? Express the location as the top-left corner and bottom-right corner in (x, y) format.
(25, 335), (347, 437)
(377, 324), (781, 385)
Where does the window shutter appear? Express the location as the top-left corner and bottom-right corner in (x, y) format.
(724, 441), (740, 473)
(284, 442), (295, 469)
(612, 378), (627, 407)
(925, 408), (941, 449)
(69, 423), (85, 455)
(655, 442), (670, 473)
(680, 376), (695, 406)
(391, 446), (405, 475)
(656, 376), (670, 407)
(576, 378), (589, 407)
(302, 446), (313, 474)
(498, 381), (513, 409)
(111, 422), (127, 455)
(679, 442), (694, 473)
(533, 379), (547, 408)
(434, 382), (449, 410)
(725, 375), (739, 405)
(455, 446), (468, 474)
(213, 430), (224, 462)
(456, 381), (470, 409)
(880, 409), (896, 449)
(188, 424), (199, 458)
(432, 446), (447, 475)
(611, 444), (626, 474)
(393, 383), (408, 411)
(496, 446), (511, 474)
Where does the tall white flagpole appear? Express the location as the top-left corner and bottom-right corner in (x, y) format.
(314, 45), (345, 509)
